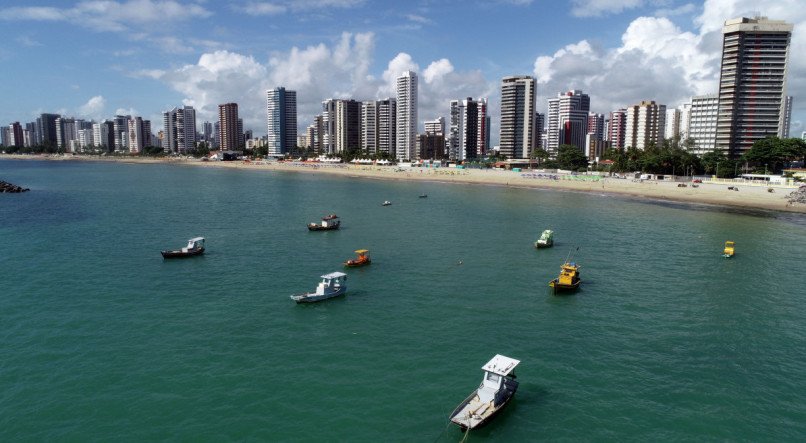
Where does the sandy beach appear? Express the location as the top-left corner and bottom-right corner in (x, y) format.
(3, 154), (804, 214)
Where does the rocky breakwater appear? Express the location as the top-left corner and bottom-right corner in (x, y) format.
(0, 180), (30, 193)
(787, 185), (806, 205)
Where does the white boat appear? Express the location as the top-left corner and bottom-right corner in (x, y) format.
(382, 200), (392, 206)
(161, 237), (205, 258)
(449, 354), (520, 430)
(535, 229), (554, 248)
(290, 272), (348, 303)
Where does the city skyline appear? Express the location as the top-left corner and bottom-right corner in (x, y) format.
(0, 0), (803, 145)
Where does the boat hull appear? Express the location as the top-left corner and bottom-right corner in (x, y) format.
(161, 247), (205, 258)
(449, 382), (518, 430)
(535, 241), (553, 248)
(308, 223), (340, 231)
(344, 260), (371, 267)
(290, 287), (346, 303)
(549, 278), (580, 294)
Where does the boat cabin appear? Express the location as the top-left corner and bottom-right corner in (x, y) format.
(478, 355), (520, 401)
(557, 262), (579, 285)
(315, 272), (347, 295)
(320, 215), (339, 227)
(183, 237), (205, 252)
(723, 241), (735, 257)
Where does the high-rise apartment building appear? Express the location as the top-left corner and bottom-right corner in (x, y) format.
(449, 97), (488, 161)
(534, 113), (545, 151)
(625, 101), (666, 150)
(308, 115), (324, 154)
(396, 71), (418, 160)
(715, 17), (793, 157)
(587, 113), (604, 140)
(336, 99), (361, 154)
(361, 98), (396, 156)
(586, 112), (605, 157)
(113, 115), (130, 152)
(24, 122), (38, 147)
(218, 103), (240, 151)
(499, 75), (536, 159)
(361, 100), (377, 154)
(93, 121), (114, 151)
(127, 116), (149, 154)
(37, 113), (59, 147)
(424, 117), (444, 136)
(687, 94), (719, 154)
(201, 121), (214, 143)
(421, 117), (446, 160)
(665, 108), (681, 141)
(321, 99), (361, 154)
(608, 109), (627, 149)
(8, 122), (24, 148)
(266, 87), (297, 156)
(163, 106), (196, 154)
(547, 90), (590, 155)
(0, 127), (9, 147)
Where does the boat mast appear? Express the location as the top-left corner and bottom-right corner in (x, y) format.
(565, 246), (579, 264)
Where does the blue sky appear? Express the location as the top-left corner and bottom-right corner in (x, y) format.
(1, 0), (803, 142)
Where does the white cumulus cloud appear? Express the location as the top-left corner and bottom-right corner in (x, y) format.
(147, 33), (493, 137)
(78, 95), (107, 119)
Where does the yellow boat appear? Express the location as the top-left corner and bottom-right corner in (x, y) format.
(723, 241), (735, 258)
(344, 249), (371, 267)
(549, 261), (581, 294)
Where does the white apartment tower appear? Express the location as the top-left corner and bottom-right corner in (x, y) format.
(687, 94), (719, 155)
(665, 108), (681, 141)
(361, 98), (396, 156)
(395, 71), (418, 161)
(715, 17), (793, 158)
(499, 75), (536, 159)
(546, 90), (590, 155)
(625, 101), (666, 150)
(424, 117), (444, 136)
(163, 106), (196, 154)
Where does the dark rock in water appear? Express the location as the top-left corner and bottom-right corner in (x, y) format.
(0, 180), (30, 193)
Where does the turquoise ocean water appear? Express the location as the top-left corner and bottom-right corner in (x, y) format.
(1, 159), (805, 441)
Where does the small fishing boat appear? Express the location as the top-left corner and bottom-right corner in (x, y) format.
(534, 229), (554, 248)
(419, 194), (428, 198)
(723, 241), (735, 258)
(449, 354), (520, 431)
(308, 214), (340, 231)
(382, 200), (392, 206)
(161, 237), (205, 258)
(290, 272), (348, 303)
(549, 261), (581, 294)
(344, 249), (371, 267)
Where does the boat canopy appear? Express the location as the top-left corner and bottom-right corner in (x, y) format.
(189, 237), (205, 243)
(321, 272), (347, 279)
(355, 249), (369, 254)
(482, 354), (520, 376)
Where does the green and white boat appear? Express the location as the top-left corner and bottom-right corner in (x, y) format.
(535, 229), (554, 248)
